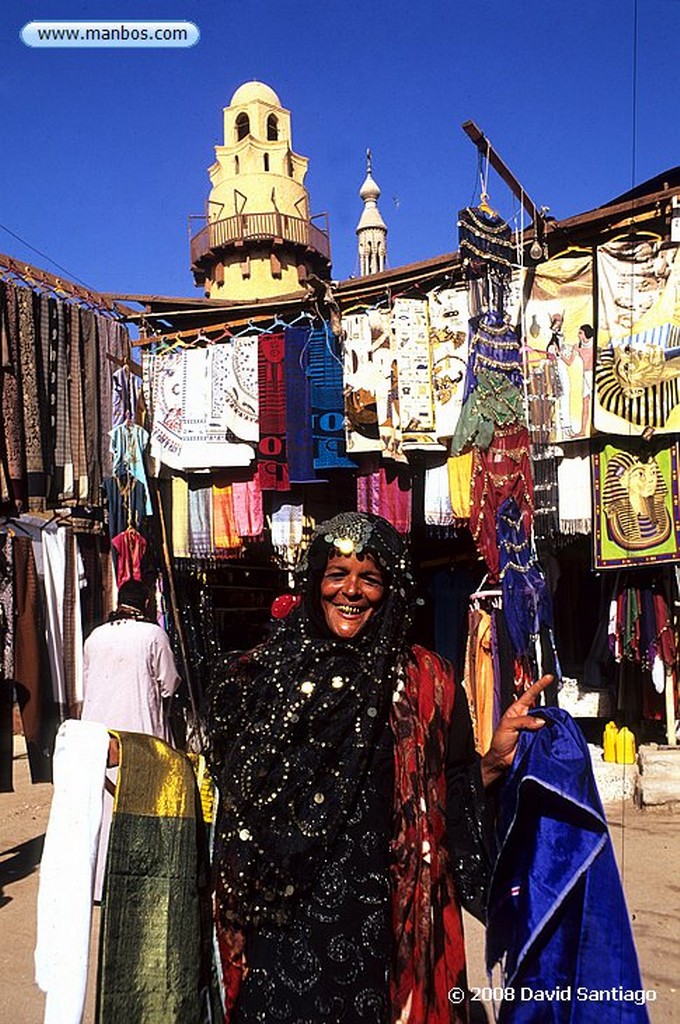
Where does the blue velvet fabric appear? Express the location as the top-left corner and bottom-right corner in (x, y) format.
(487, 708), (649, 1023)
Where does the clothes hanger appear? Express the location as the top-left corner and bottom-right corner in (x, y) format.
(288, 310), (314, 326)
(232, 319), (267, 338)
(469, 574), (503, 602)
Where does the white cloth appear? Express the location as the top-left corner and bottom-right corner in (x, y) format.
(557, 451), (592, 534)
(392, 297), (443, 451)
(41, 526), (67, 710)
(427, 283), (470, 439)
(149, 348), (255, 471)
(81, 619), (180, 742)
(424, 462), (455, 526)
(35, 719), (109, 1024)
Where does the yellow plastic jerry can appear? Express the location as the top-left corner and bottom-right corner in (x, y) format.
(603, 721), (619, 763)
(615, 726), (636, 765)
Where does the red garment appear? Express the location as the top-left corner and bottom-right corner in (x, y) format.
(391, 645), (467, 1023)
(111, 527), (146, 588)
(469, 424), (534, 582)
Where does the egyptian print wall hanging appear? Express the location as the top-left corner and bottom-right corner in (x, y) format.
(427, 283), (470, 439)
(594, 239), (680, 434)
(391, 297), (442, 451)
(592, 440), (680, 569)
(342, 312), (381, 455)
(522, 254), (594, 442)
(147, 346), (256, 473)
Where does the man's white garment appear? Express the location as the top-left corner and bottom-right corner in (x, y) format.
(81, 618), (180, 742)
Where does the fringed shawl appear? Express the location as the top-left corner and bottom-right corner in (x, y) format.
(391, 645), (467, 1024)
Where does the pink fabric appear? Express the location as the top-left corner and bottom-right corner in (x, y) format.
(111, 528), (146, 587)
(232, 475), (264, 537)
(357, 465), (412, 534)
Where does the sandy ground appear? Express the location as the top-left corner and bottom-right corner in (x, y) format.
(1, 735), (678, 1024)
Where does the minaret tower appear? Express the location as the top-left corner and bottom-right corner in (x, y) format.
(190, 81), (331, 299)
(356, 149), (388, 276)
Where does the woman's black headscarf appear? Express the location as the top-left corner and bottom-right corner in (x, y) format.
(205, 512), (419, 929)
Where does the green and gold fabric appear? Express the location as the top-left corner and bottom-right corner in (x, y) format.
(96, 732), (204, 1024)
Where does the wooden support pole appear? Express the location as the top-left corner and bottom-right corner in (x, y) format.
(461, 120), (543, 227)
(665, 667), (677, 746)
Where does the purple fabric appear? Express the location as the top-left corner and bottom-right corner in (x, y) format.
(284, 327), (317, 483)
(463, 312), (523, 402)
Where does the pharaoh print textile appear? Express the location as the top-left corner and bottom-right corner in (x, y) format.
(595, 241), (680, 434)
(523, 255), (595, 442)
(593, 440), (680, 569)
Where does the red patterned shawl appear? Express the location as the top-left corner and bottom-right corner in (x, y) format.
(391, 645), (467, 1023)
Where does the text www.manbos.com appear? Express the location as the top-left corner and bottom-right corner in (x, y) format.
(21, 21), (200, 48)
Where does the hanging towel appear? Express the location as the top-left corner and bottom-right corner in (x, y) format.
(212, 479), (242, 553)
(307, 323), (354, 469)
(558, 448), (592, 535)
(232, 474), (264, 538)
(357, 462), (412, 534)
(187, 479), (212, 557)
(171, 475), (189, 558)
(447, 451), (473, 518)
(424, 461), (455, 527)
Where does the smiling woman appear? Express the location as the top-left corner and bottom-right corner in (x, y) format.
(320, 550), (385, 638)
(205, 512), (550, 1024)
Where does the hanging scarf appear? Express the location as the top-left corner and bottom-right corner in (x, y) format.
(284, 325), (317, 482)
(307, 323), (354, 469)
(257, 331), (290, 490)
(391, 645), (467, 1023)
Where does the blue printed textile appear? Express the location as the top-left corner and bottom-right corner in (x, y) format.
(487, 708), (649, 1023)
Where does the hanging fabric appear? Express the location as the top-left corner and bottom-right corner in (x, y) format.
(427, 282), (470, 440)
(257, 332), (290, 491)
(284, 325), (317, 482)
(391, 297), (441, 451)
(307, 323), (354, 470)
(341, 312), (381, 455)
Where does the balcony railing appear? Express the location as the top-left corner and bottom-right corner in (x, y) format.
(190, 211), (331, 267)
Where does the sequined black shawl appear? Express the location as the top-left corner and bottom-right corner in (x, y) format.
(205, 513), (418, 931)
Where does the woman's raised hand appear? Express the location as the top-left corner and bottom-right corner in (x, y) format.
(480, 675), (553, 788)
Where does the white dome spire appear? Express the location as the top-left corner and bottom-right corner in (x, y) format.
(356, 149), (387, 275)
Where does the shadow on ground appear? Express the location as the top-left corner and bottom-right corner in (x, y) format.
(0, 835), (45, 906)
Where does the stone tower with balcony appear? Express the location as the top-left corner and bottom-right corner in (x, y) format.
(190, 81), (331, 300)
(356, 149), (388, 276)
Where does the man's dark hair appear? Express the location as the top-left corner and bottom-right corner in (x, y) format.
(117, 579), (150, 612)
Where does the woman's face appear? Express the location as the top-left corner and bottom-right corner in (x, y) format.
(320, 550), (385, 639)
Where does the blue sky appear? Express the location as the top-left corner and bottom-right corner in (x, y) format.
(1, 0), (678, 299)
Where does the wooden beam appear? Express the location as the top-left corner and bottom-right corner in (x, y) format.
(461, 120), (541, 225)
